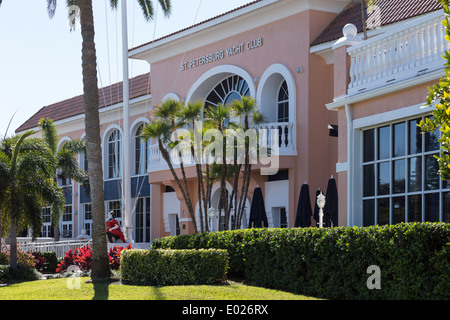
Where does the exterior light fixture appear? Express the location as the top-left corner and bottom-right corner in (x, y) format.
(328, 124), (338, 137)
(316, 191), (326, 228)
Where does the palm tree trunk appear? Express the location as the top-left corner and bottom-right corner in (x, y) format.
(9, 221), (17, 269)
(79, 0), (110, 281)
(360, 0), (368, 40)
(158, 140), (198, 233)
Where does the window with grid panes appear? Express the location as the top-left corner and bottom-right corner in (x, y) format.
(362, 117), (450, 226)
(135, 197), (150, 243)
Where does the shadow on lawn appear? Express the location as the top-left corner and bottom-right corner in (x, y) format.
(85, 277), (121, 300)
(92, 281), (109, 300)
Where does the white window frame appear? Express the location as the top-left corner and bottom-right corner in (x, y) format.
(61, 204), (73, 238)
(134, 197), (151, 243)
(103, 126), (123, 180)
(352, 103), (449, 226)
(41, 207), (52, 238)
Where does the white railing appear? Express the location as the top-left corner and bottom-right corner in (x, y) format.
(18, 239), (92, 258)
(148, 143), (195, 172)
(257, 122), (295, 154)
(347, 11), (449, 94)
(147, 121), (296, 172)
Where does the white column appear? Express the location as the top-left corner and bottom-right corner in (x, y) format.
(121, 0), (132, 243)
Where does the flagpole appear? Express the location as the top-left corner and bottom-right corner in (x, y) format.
(121, 0), (132, 243)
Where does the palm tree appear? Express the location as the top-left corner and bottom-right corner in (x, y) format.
(0, 131), (65, 269)
(229, 96), (264, 229)
(46, 0), (171, 281)
(0, 0), (170, 279)
(141, 99), (199, 233)
(0, 0), (171, 276)
(360, 0), (378, 40)
(178, 101), (207, 232)
(38, 118), (88, 241)
(205, 103), (232, 230)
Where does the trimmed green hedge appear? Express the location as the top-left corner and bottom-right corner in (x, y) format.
(151, 222), (450, 299)
(120, 249), (229, 286)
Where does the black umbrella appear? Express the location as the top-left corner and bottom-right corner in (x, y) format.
(313, 188), (321, 227)
(295, 183), (312, 227)
(324, 177), (338, 227)
(249, 186), (268, 228)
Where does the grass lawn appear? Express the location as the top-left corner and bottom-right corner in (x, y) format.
(0, 277), (318, 300)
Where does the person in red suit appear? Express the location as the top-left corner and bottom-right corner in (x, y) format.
(106, 211), (125, 243)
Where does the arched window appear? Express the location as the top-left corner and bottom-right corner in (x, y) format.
(107, 129), (122, 179)
(205, 75), (250, 109)
(135, 124), (150, 175)
(277, 80), (289, 123)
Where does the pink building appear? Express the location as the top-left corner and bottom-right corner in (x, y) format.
(16, 0), (450, 245)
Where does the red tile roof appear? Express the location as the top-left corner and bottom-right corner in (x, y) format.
(311, 0), (442, 46)
(16, 73), (151, 133)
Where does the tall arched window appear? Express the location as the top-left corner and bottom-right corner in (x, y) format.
(277, 80), (289, 123)
(107, 129), (122, 179)
(205, 75), (250, 109)
(135, 124), (150, 175)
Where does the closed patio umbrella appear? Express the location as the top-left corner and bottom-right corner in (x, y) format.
(313, 188), (320, 227)
(249, 186), (268, 228)
(324, 177), (338, 227)
(295, 183), (312, 227)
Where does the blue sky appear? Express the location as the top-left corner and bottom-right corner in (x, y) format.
(0, 0), (250, 136)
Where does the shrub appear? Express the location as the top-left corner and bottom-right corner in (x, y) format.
(151, 222), (450, 299)
(0, 246), (36, 269)
(0, 265), (9, 283)
(109, 244), (132, 270)
(0, 252), (8, 265)
(56, 244), (132, 273)
(32, 252), (47, 271)
(8, 264), (41, 282)
(32, 252), (58, 273)
(120, 249), (229, 286)
(0, 264), (41, 283)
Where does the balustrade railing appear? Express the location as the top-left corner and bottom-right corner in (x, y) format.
(257, 122), (295, 153)
(16, 239), (91, 258)
(147, 121), (296, 172)
(347, 11), (449, 94)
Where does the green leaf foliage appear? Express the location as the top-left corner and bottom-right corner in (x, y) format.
(151, 223), (450, 299)
(120, 249), (229, 286)
(419, 0), (450, 180)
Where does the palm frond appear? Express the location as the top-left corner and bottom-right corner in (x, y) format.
(230, 96), (257, 117)
(140, 119), (172, 144)
(38, 118), (59, 154)
(109, 0), (119, 10)
(137, 0), (155, 22)
(178, 100), (203, 123)
(11, 130), (35, 171)
(158, 0), (171, 17)
(251, 110), (266, 126)
(154, 98), (182, 119)
(47, 0), (57, 18)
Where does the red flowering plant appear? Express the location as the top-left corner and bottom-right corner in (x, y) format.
(109, 244), (132, 270)
(56, 247), (78, 273)
(56, 244), (132, 273)
(31, 252), (47, 271)
(74, 245), (92, 271)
